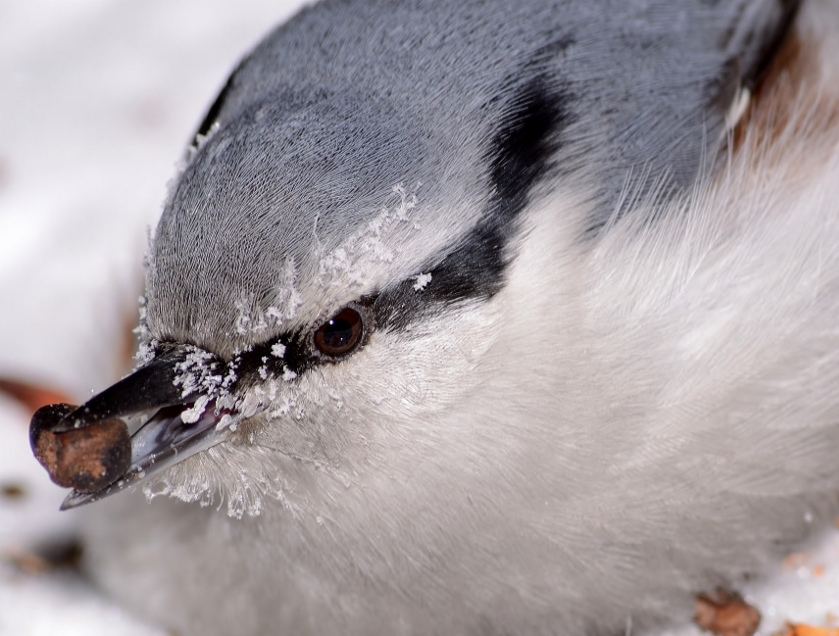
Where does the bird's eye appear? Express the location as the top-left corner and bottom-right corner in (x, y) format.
(313, 306), (365, 358)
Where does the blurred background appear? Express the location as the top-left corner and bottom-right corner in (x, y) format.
(0, 2), (306, 633)
(1, 1), (839, 635)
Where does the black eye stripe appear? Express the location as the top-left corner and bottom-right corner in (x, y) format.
(158, 300), (376, 391)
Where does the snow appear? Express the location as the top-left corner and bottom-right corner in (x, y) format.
(316, 182), (421, 291)
(179, 394), (211, 425)
(0, 1), (306, 633)
(413, 272), (432, 291)
(0, 563), (164, 636)
(2, 0), (839, 634)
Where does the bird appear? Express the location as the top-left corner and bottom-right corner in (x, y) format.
(28, 0), (839, 634)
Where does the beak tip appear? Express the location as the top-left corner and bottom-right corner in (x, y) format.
(60, 489), (94, 511)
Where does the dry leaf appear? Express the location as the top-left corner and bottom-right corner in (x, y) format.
(780, 623), (839, 636)
(0, 377), (73, 415)
(695, 590), (761, 636)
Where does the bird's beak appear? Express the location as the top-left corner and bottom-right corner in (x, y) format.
(41, 346), (239, 510)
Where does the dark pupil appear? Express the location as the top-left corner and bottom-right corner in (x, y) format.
(322, 318), (354, 349)
(315, 307), (363, 356)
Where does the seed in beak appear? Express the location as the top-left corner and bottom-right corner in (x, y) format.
(30, 403), (132, 493)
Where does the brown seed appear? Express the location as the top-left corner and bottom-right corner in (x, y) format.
(30, 404), (131, 493)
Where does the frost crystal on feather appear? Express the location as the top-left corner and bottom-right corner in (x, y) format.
(133, 296), (157, 364)
(391, 182), (418, 221)
(317, 182), (420, 290)
(234, 259), (302, 339)
(135, 338), (158, 366)
(265, 257), (302, 326)
(140, 444), (289, 519)
(234, 298), (266, 336)
(173, 346), (236, 401)
(413, 272), (432, 291)
(180, 394), (211, 424)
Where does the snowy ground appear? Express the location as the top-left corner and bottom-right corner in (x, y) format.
(1, 1), (839, 635)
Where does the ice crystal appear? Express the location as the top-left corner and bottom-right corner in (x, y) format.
(413, 272), (432, 291)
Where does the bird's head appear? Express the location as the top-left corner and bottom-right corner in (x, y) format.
(43, 80), (573, 517)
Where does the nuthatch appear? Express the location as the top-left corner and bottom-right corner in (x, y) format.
(30, 0), (839, 634)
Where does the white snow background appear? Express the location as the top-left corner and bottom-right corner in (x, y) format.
(1, 1), (839, 635)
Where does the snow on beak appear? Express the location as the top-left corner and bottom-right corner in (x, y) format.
(31, 345), (244, 510)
